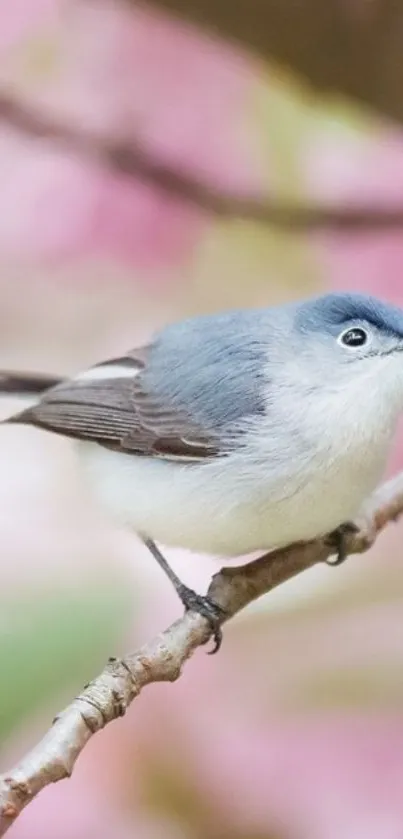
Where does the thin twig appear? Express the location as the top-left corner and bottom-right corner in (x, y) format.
(0, 471), (402, 835)
(1, 91), (403, 231)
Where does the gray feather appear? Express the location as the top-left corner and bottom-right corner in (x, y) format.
(6, 310), (280, 459)
(140, 309), (274, 429)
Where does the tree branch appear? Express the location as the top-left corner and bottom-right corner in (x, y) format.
(1, 91), (403, 231)
(1, 471), (403, 835)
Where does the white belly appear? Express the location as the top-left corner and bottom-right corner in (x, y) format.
(76, 433), (389, 557)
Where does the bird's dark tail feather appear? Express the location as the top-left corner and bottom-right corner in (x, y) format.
(0, 371), (62, 396)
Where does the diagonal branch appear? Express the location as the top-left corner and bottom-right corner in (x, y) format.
(1, 91), (403, 231)
(1, 470), (403, 836)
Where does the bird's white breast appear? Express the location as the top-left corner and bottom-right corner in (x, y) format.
(76, 412), (391, 557)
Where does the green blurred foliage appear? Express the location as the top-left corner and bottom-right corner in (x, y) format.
(0, 585), (132, 741)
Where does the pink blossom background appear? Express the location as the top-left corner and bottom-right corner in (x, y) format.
(1, 2), (403, 839)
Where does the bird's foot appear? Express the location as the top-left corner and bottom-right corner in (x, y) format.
(325, 521), (359, 566)
(141, 537), (226, 653)
(177, 584), (226, 654)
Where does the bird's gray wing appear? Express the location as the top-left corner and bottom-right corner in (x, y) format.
(7, 348), (222, 461)
(7, 310), (269, 461)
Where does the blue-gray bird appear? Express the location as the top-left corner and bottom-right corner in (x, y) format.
(2, 292), (403, 649)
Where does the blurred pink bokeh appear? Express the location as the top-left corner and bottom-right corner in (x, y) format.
(0, 0), (262, 272)
(306, 128), (403, 304)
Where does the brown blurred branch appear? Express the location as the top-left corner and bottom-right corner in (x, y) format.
(1, 91), (403, 231)
(1, 471), (403, 836)
(148, 0), (403, 126)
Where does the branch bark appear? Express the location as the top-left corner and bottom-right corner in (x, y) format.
(2, 91), (403, 231)
(1, 471), (403, 836)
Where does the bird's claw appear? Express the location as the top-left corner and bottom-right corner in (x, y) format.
(177, 585), (226, 653)
(325, 521), (359, 566)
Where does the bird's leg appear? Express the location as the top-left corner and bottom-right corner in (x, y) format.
(325, 521), (360, 565)
(141, 537), (226, 653)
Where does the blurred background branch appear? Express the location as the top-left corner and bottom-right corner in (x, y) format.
(2, 91), (403, 232)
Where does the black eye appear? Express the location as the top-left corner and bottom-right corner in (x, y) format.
(338, 327), (369, 348)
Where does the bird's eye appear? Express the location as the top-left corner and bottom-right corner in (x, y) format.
(338, 327), (369, 348)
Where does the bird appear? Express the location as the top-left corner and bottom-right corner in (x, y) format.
(2, 291), (403, 650)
